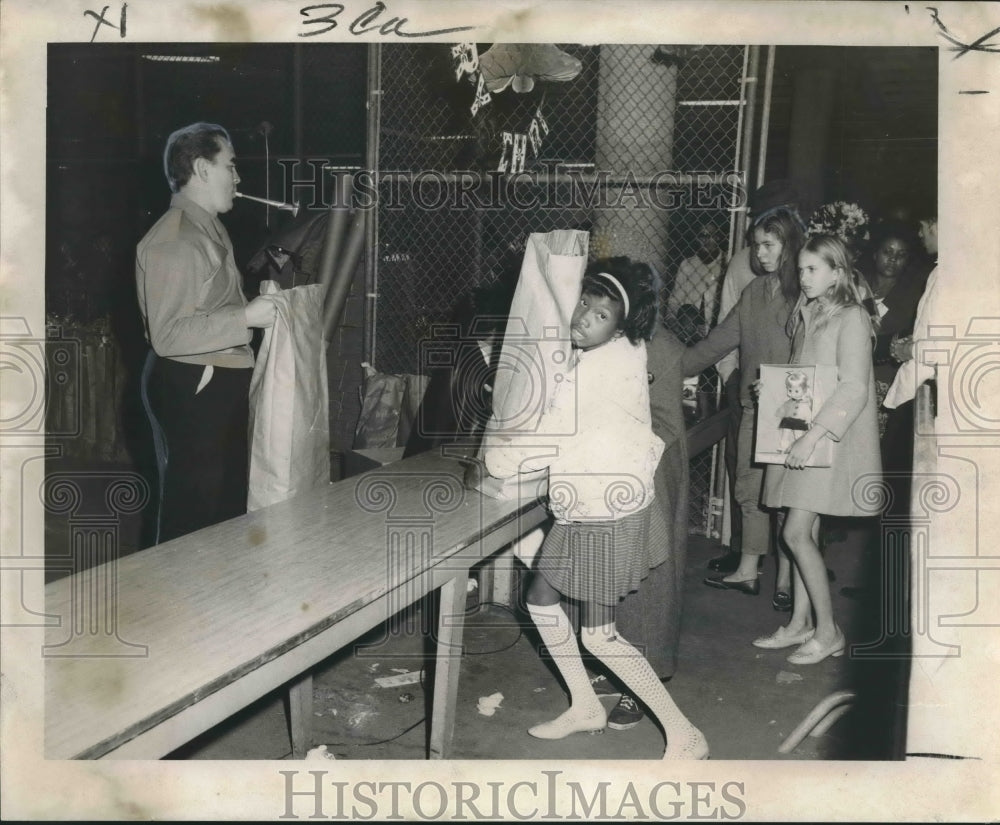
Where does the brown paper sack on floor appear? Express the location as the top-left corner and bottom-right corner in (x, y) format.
(477, 229), (588, 500)
(353, 366), (429, 449)
(248, 280), (330, 511)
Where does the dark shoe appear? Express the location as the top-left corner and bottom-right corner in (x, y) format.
(772, 590), (793, 612)
(703, 575), (760, 595)
(590, 674), (622, 699)
(707, 551), (741, 573)
(608, 694), (644, 730)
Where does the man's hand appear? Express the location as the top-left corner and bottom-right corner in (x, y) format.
(245, 296), (277, 328)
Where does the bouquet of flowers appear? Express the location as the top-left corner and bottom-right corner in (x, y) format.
(806, 201), (870, 256)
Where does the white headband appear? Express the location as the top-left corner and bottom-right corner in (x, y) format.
(594, 272), (630, 318)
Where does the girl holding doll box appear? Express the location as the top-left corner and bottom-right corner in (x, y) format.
(757, 235), (882, 664)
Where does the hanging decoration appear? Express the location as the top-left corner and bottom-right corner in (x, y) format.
(450, 42), (479, 80)
(527, 105), (549, 157)
(477, 43), (582, 94)
(449, 42), (565, 173)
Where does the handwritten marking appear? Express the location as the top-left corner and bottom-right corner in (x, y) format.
(84, 3), (126, 42)
(958, 90), (990, 94)
(926, 7), (1000, 58)
(299, 2), (475, 38)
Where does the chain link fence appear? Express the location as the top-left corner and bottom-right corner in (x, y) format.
(373, 43), (748, 532)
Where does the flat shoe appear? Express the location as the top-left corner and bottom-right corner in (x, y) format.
(528, 706), (607, 739)
(703, 575), (760, 595)
(771, 590), (793, 612)
(786, 629), (846, 665)
(752, 625), (815, 649)
(663, 727), (710, 760)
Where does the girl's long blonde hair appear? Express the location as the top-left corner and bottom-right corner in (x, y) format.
(787, 234), (879, 341)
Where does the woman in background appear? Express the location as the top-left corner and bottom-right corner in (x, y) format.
(684, 207), (803, 609)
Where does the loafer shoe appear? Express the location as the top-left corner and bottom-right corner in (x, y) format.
(771, 590), (793, 612)
(663, 727), (710, 760)
(528, 706), (607, 739)
(786, 628), (846, 665)
(703, 575), (760, 595)
(707, 551), (741, 573)
(752, 625), (815, 649)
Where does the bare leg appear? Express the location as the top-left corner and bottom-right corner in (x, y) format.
(774, 511), (793, 593)
(727, 551), (760, 582)
(786, 556), (813, 634)
(776, 550), (793, 593)
(783, 508), (838, 645)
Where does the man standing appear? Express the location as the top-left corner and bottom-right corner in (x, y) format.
(667, 220), (726, 327)
(137, 122), (276, 543)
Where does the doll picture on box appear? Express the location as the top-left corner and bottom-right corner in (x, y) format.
(754, 364), (837, 467)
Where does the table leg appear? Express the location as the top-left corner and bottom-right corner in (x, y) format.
(491, 547), (514, 607)
(428, 574), (467, 759)
(287, 672), (313, 758)
(477, 560), (495, 608)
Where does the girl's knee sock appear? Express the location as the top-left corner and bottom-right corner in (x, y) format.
(582, 623), (708, 759)
(526, 602), (606, 738)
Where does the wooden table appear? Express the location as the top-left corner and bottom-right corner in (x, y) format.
(44, 450), (547, 760)
(45, 410), (731, 761)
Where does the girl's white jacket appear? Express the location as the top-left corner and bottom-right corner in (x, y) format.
(484, 335), (664, 523)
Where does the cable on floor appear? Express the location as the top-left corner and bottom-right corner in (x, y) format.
(462, 600), (524, 655)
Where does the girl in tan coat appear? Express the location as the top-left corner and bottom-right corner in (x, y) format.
(757, 235), (882, 664)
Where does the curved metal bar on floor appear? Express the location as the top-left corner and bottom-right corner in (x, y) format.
(778, 689), (856, 754)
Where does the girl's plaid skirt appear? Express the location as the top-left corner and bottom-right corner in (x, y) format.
(536, 502), (670, 607)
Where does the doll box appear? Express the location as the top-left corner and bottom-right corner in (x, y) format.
(754, 364), (838, 467)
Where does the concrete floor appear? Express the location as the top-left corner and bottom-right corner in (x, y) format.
(160, 531), (904, 762)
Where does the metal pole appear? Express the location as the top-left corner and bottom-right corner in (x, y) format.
(756, 45), (777, 189)
(714, 45), (759, 544)
(734, 45), (760, 255)
(292, 45), (303, 161)
(364, 43), (382, 368)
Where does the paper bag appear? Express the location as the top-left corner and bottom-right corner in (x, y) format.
(476, 229), (588, 499)
(248, 281), (330, 510)
(354, 364), (430, 449)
